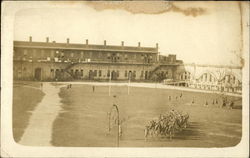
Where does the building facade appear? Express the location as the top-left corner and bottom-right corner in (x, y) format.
(13, 37), (182, 81)
(13, 37), (242, 94)
(165, 64), (242, 93)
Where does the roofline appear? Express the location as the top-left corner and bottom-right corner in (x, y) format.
(13, 40), (158, 53)
(182, 63), (242, 69)
(14, 45), (157, 53)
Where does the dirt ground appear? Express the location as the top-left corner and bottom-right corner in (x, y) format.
(51, 84), (242, 147)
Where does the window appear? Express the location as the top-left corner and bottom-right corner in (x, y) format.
(75, 69), (79, 76)
(124, 54), (128, 60)
(133, 71), (136, 78)
(23, 49), (27, 56)
(98, 52), (102, 58)
(125, 70), (127, 77)
(107, 70), (110, 77)
(141, 71), (144, 77)
(94, 70), (97, 77)
(41, 50), (44, 57)
(51, 50), (55, 57)
(99, 70), (102, 77)
(81, 70), (83, 76)
(61, 52), (64, 58)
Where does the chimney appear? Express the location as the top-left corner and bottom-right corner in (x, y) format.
(46, 37), (49, 43)
(67, 38), (70, 44)
(104, 40), (106, 46)
(138, 42), (141, 47)
(86, 39), (88, 45)
(29, 36), (32, 42)
(121, 41), (124, 47)
(156, 43), (159, 49)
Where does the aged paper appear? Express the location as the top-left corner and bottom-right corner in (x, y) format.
(1, 1), (249, 157)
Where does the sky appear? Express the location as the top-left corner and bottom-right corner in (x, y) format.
(13, 1), (248, 66)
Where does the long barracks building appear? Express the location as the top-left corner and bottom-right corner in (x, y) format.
(13, 37), (182, 81)
(13, 37), (242, 94)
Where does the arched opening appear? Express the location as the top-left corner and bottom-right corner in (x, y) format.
(111, 70), (117, 80)
(34, 68), (42, 81)
(179, 71), (191, 81)
(89, 70), (94, 80)
(198, 72), (216, 83)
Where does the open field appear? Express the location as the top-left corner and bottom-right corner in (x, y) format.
(13, 85), (44, 142)
(51, 84), (242, 147)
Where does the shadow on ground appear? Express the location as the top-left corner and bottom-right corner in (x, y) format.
(173, 122), (206, 140)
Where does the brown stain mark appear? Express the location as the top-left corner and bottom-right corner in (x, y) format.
(84, 1), (207, 17)
(238, 2), (244, 68)
(170, 4), (206, 17)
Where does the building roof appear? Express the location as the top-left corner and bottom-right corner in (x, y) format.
(14, 41), (158, 54)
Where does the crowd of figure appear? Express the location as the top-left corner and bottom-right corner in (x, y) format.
(144, 109), (189, 141)
(167, 91), (235, 109)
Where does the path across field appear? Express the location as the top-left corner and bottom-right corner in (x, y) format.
(18, 83), (63, 146)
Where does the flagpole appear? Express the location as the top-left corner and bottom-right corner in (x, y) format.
(128, 74), (130, 95)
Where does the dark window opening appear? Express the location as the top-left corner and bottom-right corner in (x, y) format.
(99, 70), (102, 77)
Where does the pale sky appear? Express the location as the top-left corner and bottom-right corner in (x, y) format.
(13, 1), (248, 66)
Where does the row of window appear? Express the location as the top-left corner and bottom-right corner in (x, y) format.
(50, 69), (154, 78)
(15, 49), (155, 60)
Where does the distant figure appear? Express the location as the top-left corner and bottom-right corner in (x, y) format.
(70, 84), (72, 88)
(191, 98), (195, 104)
(222, 98), (227, 108)
(92, 85), (95, 92)
(168, 96), (171, 101)
(212, 100), (215, 105)
(229, 101), (234, 109)
(204, 100), (208, 107)
(40, 83), (43, 89)
(176, 96), (178, 100)
(215, 99), (218, 104)
(180, 92), (183, 98)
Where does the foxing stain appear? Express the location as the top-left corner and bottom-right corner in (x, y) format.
(84, 1), (207, 17)
(238, 2), (244, 68)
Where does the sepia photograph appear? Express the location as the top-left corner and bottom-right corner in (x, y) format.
(1, 1), (249, 157)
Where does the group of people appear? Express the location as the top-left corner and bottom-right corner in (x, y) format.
(168, 92), (183, 101)
(203, 97), (235, 109)
(144, 109), (189, 141)
(167, 91), (235, 109)
(67, 84), (72, 89)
